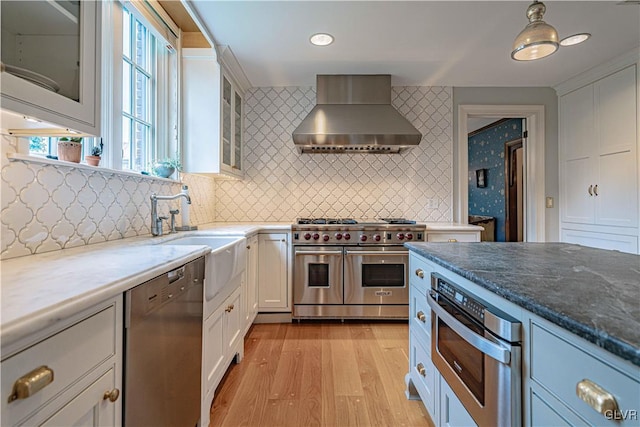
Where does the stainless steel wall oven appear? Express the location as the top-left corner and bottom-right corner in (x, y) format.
(292, 218), (425, 319)
(428, 273), (522, 426)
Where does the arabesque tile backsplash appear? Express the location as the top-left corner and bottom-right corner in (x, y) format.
(1, 134), (216, 260)
(215, 86), (453, 222)
(2, 84), (453, 258)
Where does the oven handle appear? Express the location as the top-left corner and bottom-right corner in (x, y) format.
(427, 293), (511, 365)
(344, 250), (408, 256)
(295, 250), (344, 256)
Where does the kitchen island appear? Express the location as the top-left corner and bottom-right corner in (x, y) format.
(405, 242), (640, 427)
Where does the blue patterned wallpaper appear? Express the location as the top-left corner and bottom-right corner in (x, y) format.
(468, 119), (523, 242)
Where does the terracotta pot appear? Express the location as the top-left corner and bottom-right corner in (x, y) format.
(85, 155), (101, 166)
(58, 142), (82, 163)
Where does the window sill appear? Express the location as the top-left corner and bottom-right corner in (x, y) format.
(7, 153), (181, 183)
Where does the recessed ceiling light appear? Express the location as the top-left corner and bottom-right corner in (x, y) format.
(310, 33), (334, 46)
(560, 33), (591, 47)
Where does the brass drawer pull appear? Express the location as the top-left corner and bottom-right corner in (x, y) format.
(8, 366), (54, 403)
(416, 363), (426, 377)
(588, 185), (593, 196)
(417, 311), (426, 323)
(415, 269), (424, 279)
(576, 379), (619, 417)
(593, 184), (598, 196)
(447, 239), (458, 242)
(103, 388), (120, 403)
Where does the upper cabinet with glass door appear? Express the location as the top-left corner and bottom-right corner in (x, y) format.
(0, 0), (101, 135)
(182, 47), (246, 179)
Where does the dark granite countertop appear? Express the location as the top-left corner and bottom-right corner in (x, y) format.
(405, 242), (640, 366)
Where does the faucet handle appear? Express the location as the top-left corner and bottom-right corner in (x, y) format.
(169, 209), (179, 215)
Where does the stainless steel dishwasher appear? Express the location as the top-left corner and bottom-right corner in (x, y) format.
(124, 257), (204, 427)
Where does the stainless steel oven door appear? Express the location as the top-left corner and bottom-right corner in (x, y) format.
(428, 291), (521, 426)
(343, 246), (409, 305)
(294, 246), (344, 304)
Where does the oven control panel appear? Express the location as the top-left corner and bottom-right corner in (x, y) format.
(292, 229), (424, 245)
(432, 275), (485, 322)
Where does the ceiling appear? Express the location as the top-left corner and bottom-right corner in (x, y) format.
(185, 1), (639, 88)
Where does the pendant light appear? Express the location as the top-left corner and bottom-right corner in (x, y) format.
(511, 1), (559, 61)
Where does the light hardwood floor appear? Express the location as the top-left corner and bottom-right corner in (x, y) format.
(209, 321), (433, 427)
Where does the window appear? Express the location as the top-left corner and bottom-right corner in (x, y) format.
(119, 6), (177, 172)
(28, 136), (100, 159)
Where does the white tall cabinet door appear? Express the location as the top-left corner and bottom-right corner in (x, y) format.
(245, 234), (259, 330)
(439, 377), (477, 427)
(560, 84), (596, 225)
(594, 65), (638, 228)
(258, 233), (289, 311)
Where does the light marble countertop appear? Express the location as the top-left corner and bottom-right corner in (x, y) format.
(0, 222), (290, 352)
(0, 221), (477, 352)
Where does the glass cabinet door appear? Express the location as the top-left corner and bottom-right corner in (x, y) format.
(222, 76), (232, 167)
(233, 90), (242, 171)
(0, 0), (100, 134)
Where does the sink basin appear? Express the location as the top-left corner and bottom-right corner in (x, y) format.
(161, 235), (247, 316)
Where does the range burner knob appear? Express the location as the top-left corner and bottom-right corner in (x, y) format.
(360, 235), (368, 242)
(335, 233), (343, 240)
(397, 233), (405, 240)
(344, 233), (351, 240)
(304, 233), (311, 240)
(373, 234), (381, 242)
(322, 234), (330, 242)
(313, 233), (320, 240)
(406, 233), (413, 240)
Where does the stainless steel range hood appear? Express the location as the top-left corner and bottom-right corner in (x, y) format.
(292, 75), (422, 154)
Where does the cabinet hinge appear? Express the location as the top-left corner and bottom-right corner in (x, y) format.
(523, 130), (529, 138)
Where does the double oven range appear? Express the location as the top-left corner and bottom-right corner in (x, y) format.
(292, 218), (425, 319)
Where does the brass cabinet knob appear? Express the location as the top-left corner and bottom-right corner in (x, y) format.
(103, 388), (120, 403)
(576, 379), (619, 417)
(415, 269), (424, 279)
(225, 304), (235, 313)
(8, 366), (54, 403)
(417, 311), (426, 323)
(416, 363), (426, 377)
(247, 245), (251, 249)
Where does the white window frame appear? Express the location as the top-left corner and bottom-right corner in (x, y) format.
(101, 0), (179, 172)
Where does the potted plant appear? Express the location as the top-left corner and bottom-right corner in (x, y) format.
(57, 137), (82, 163)
(85, 143), (102, 166)
(152, 157), (182, 179)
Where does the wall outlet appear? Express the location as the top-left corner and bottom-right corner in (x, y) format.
(426, 198), (439, 209)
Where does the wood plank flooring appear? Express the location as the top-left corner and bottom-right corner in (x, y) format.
(209, 321), (433, 427)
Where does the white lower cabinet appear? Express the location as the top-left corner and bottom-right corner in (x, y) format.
(439, 377), (477, 427)
(201, 286), (243, 427)
(258, 232), (289, 311)
(425, 230), (481, 243)
(1, 297), (122, 427)
(244, 233), (259, 331)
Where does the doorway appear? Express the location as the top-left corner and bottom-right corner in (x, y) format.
(467, 118), (525, 242)
(457, 105), (546, 243)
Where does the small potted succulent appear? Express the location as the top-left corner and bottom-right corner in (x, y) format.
(152, 157), (181, 179)
(85, 143), (103, 166)
(57, 136), (82, 163)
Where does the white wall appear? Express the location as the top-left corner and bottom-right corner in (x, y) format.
(452, 87), (559, 241)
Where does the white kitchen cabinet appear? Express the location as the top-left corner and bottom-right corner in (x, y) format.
(425, 230), (481, 242)
(182, 48), (244, 179)
(257, 233), (289, 311)
(243, 233), (259, 332)
(559, 63), (638, 253)
(439, 376), (478, 427)
(202, 287), (243, 427)
(0, 0), (101, 135)
(1, 297), (122, 427)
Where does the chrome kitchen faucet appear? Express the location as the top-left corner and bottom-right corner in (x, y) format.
(150, 192), (191, 236)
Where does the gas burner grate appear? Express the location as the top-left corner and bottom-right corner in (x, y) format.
(296, 218), (358, 225)
(379, 218), (417, 224)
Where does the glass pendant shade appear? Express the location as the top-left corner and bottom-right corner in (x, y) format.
(511, 1), (559, 61)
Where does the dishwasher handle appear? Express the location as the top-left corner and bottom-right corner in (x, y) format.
(168, 266), (185, 284)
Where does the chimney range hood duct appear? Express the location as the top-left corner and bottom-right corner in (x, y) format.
(292, 75), (422, 154)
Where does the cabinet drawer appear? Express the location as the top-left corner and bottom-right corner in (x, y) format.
(409, 331), (436, 416)
(426, 232), (480, 242)
(2, 305), (117, 426)
(409, 253), (432, 290)
(530, 321), (640, 426)
(561, 228), (638, 254)
(410, 285), (431, 345)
